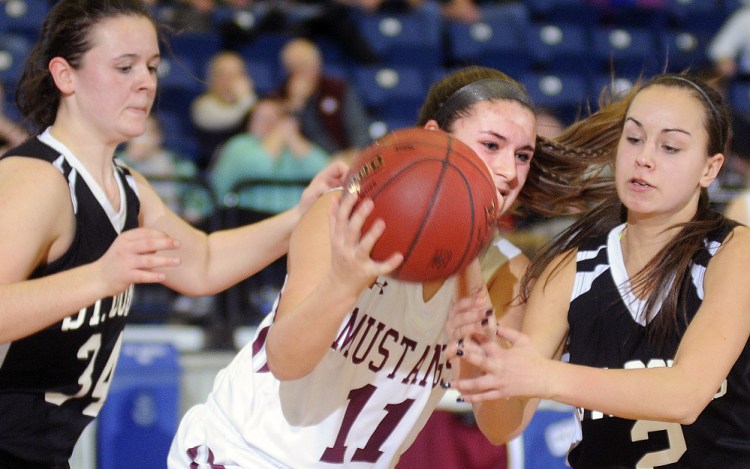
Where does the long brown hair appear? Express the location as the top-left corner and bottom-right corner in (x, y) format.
(524, 73), (734, 347)
(418, 66), (612, 217)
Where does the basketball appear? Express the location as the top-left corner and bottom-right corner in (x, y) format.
(345, 127), (499, 282)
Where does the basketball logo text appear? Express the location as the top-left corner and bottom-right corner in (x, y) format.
(347, 154), (384, 198)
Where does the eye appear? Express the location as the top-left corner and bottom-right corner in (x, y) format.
(516, 152), (531, 163)
(626, 136), (642, 144)
(118, 65), (132, 73)
(662, 144), (679, 154)
(483, 141), (499, 151)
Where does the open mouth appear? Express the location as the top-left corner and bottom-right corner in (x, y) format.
(630, 178), (652, 188)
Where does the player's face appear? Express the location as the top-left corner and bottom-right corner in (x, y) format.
(69, 15), (159, 144)
(448, 100), (536, 214)
(615, 85), (723, 222)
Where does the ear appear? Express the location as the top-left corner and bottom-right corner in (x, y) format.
(49, 56), (75, 95)
(700, 152), (724, 188)
(423, 119), (441, 131)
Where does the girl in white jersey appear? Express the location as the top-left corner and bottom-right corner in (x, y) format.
(169, 66), (603, 468)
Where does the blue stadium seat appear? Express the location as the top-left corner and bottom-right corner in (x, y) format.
(730, 80), (750, 115)
(0, 32), (31, 89)
(665, 0), (725, 32)
(599, 5), (670, 30)
(247, 60), (279, 97)
(659, 28), (712, 73)
(154, 110), (199, 162)
(520, 71), (590, 125)
(354, 66), (427, 123)
(0, 0), (47, 41)
(355, 10), (442, 68)
(157, 56), (202, 95)
(526, 22), (593, 73)
(591, 25), (661, 78)
(154, 57), (203, 122)
(368, 118), (415, 141)
(166, 31), (223, 80)
(523, 0), (601, 25)
(445, 18), (532, 77)
(238, 32), (292, 74)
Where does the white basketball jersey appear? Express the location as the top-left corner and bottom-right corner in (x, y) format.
(170, 275), (457, 469)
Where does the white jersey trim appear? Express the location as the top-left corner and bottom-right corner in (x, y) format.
(38, 129), (128, 233)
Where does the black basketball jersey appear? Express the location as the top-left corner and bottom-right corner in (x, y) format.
(0, 135), (141, 467)
(566, 222), (750, 469)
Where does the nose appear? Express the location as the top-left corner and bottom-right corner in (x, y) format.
(635, 148), (654, 169)
(488, 150), (517, 183)
(140, 66), (158, 93)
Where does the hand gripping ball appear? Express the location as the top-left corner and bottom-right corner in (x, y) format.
(345, 127), (499, 282)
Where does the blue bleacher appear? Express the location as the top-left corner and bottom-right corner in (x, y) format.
(355, 9), (442, 69)
(520, 71), (591, 125)
(665, 0), (727, 31)
(445, 17), (532, 77)
(0, 32), (31, 91)
(523, 0), (602, 25)
(591, 25), (662, 79)
(165, 31), (223, 80)
(730, 79), (750, 114)
(659, 28), (713, 72)
(526, 22), (593, 74)
(0, 0), (47, 41)
(354, 65), (428, 124)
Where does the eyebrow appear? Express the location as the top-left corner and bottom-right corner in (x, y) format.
(114, 52), (161, 61)
(625, 117), (692, 137)
(481, 130), (535, 153)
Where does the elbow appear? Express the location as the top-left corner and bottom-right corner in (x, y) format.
(265, 346), (312, 382)
(665, 393), (712, 425)
(673, 402), (705, 426)
(479, 424), (525, 446)
(475, 403), (527, 445)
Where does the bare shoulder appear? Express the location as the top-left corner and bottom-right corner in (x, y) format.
(0, 156), (74, 279)
(0, 156), (70, 206)
(537, 248), (577, 288)
(711, 224), (750, 265)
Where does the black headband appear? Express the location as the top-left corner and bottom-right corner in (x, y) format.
(662, 75), (725, 151)
(434, 78), (534, 127)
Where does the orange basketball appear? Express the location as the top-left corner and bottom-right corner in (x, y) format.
(345, 127), (499, 282)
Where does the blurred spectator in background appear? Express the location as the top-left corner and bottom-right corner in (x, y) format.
(190, 51), (257, 169)
(272, 37), (371, 162)
(117, 115), (213, 228)
(210, 97), (330, 317)
(210, 97), (330, 217)
(0, 82), (29, 154)
(708, 3), (750, 80)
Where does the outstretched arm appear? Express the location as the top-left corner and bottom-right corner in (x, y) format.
(139, 160), (349, 296)
(0, 158), (179, 343)
(453, 227), (750, 426)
